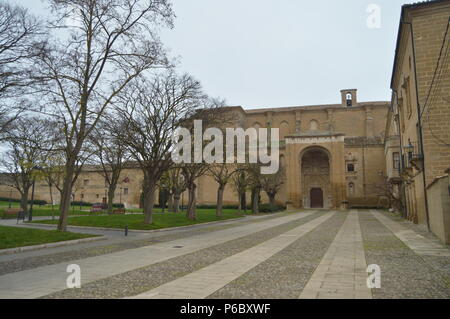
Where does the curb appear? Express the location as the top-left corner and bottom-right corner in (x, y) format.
(26, 212), (288, 234)
(0, 236), (107, 256)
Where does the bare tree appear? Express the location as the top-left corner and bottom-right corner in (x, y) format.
(260, 167), (284, 208)
(163, 167), (186, 213)
(231, 165), (249, 213)
(32, 0), (174, 231)
(181, 163), (208, 220)
(208, 164), (236, 217)
(178, 101), (232, 221)
(116, 71), (205, 224)
(374, 176), (404, 213)
(0, 1), (44, 136)
(90, 118), (130, 214)
(1, 117), (53, 213)
(246, 163), (262, 214)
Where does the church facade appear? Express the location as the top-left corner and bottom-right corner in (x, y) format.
(194, 90), (390, 210)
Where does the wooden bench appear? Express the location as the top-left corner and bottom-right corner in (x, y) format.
(89, 207), (104, 215)
(111, 208), (126, 215)
(2, 209), (23, 220)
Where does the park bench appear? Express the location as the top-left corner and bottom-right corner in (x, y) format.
(89, 206), (103, 215)
(111, 208), (126, 215)
(2, 209), (24, 220)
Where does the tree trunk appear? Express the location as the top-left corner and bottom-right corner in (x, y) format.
(58, 163), (76, 232)
(216, 185), (225, 217)
(143, 179), (157, 224)
(168, 193), (174, 213)
(49, 183), (55, 220)
(268, 193), (276, 209)
(20, 188), (29, 215)
(252, 187), (260, 214)
(237, 191), (242, 213)
(186, 182), (197, 220)
(107, 184), (116, 215)
(173, 194), (181, 213)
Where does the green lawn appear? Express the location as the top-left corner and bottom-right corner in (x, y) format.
(32, 209), (245, 230)
(0, 204), (91, 217)
(0, 225), (97, 250)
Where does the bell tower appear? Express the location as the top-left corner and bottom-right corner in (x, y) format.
(341, 89), (358, 107)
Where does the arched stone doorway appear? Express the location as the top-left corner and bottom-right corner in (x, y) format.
(301, 147), (331, 208)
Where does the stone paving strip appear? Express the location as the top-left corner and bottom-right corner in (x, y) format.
(359, 211), (450, 299)
(209, 212), (347, 299)
(0, 211), (314, 299)
(126, 212), (336, 299)
(0, 236), (107, 256)
(0, 212), (289, 276)
(299, 210), (371, 299)
(370, 210), (450, 257)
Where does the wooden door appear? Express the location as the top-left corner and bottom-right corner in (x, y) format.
(310, 188), (323, 208)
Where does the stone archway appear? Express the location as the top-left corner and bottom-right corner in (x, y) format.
(301, 147), (331, 208)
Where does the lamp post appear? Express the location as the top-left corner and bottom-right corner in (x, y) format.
(28, 166), (42, 222)
(181, 192), (184, 212)
(8, 188), (12, 209)
(71, 193), (74, 214)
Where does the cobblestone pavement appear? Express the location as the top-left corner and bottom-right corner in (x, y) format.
(0, 212), (284, 275)
(0, 209), (449, 299)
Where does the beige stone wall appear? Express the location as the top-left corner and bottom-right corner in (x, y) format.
(390, 2), (450, 226)
(411, 3), (450, 185)
(427, 174), (450, 244)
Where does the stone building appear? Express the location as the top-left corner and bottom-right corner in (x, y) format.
(0, 89), (390, 210)
(201, 90), (389, 210)
(386, 0), (450, 243)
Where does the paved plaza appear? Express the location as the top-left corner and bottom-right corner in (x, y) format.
(0, 210), (449, 299)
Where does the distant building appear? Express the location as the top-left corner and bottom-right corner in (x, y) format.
(0, 89), (391, 211)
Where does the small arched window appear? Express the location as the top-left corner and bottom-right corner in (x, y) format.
(347, 163), (355, 172)
(346, 93), (353, 107)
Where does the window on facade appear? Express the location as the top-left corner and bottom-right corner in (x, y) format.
(96, 194), (99, 199)
(347, 163), (355, 172)
(83, 179), (89, 186)
(393, 152), (400, 170)
(124, 188), (129, 195)
(81, 194), (84, 199)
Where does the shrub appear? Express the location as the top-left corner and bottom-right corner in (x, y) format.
(258, 204), (286, 213)
(71, 201), (92, 207)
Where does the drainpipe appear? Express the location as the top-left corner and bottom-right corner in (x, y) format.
(401, 20), (431, 231)
(392, 89), (408, 218)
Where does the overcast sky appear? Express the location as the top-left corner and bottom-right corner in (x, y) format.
(13, 0), (416, 109)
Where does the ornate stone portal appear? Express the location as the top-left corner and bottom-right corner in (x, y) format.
(301, 148), (330, 208)
(285, 132), (346, 210)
